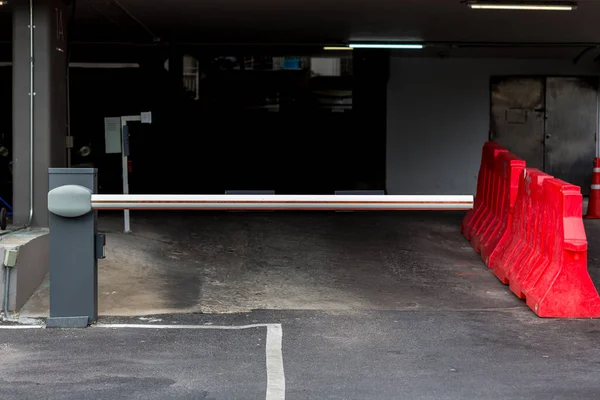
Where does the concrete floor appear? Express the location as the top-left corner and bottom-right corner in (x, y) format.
(20, 211), (527, 317)
(7, 210), (600, 399)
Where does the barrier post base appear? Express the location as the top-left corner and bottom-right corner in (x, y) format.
(48, 168), (99, 327)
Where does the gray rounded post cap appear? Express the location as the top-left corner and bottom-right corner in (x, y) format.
(48, 185), (93, 218)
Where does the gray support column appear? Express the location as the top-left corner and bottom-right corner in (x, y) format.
(47, 168), (98, 328)
(13, 0), (68, 227)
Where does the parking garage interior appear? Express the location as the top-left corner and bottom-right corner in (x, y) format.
(0, 0), (599, 317)
(4, 1), (600, 399)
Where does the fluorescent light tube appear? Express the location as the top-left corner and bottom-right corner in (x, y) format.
(468, 2), (575, 10)
(323, 46), (353, 51)
(348, 44), (424, 49)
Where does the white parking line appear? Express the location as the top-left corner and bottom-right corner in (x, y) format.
(97, 323), (286, 400)
(97, 323), (268, 330)
(0, 325), (44, 329)
(266, 324), (285, 400)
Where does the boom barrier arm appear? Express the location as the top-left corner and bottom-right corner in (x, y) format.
(46, 168), (473, 327)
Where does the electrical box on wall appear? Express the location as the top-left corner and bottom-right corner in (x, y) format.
(4, 248), (18, 268)
(141, 112), (152, 124)
(104, 117), (122, 154)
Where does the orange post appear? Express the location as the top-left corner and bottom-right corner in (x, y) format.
(585, 158), (600, 219)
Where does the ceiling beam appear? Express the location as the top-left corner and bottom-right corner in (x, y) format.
(81, 0), (157, 42)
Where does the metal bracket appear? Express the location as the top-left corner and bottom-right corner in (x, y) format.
(122, 124), (130, 157)
(95, 234), (106, 260)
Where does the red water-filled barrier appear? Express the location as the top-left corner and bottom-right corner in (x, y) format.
(464, 143), (600, 318)
(461, 142), (507, 242)
(474, 151), (526, 259)
(488, 169), (550, 285)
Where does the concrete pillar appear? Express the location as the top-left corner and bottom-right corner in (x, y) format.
(353, 49), (389, 189)
(13, 0), (68, 227)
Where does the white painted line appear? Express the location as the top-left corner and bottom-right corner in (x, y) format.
(266, 324), (286, 400)
(97, 323), (269, 330)
(69, 62), (140, 69)
(97, 323), (286, 400)
(0, 62), (140, 69)
(0, 325), (44, 329)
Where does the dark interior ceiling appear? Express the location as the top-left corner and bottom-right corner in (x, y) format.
(3, 0), (600, 60)
(71, 0), (600, 44)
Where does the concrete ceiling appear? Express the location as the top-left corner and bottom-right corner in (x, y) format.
(69, 0), (600, 44)
(3, 0), (600, 62)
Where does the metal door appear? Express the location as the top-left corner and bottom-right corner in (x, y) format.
(490, 77), (546, 170)
(545, 77), (598, 193)
(490, 76), (598, 195)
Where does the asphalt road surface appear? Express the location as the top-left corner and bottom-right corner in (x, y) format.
(1, 310), (600, 400)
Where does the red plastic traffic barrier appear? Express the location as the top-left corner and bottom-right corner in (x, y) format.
(473, 151), (526, 260)
(491, 169), (600, 318)
(585, 158), (600, 219)
(488, 169), (549, 285)
(525, 179), (600, 317)
(461, 142), (508, 242)
(468, 147), (509, 254)
(502, 169), (553, 296)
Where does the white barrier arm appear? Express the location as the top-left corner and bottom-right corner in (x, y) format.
(90, 194), (473, 211)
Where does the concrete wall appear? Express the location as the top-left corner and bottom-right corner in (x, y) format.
(0, 229), (49, 313)
(14, 233), (49, 311)
(386, 57), (600, 195)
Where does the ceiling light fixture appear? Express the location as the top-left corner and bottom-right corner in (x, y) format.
(348, 43), (424, 49)
(323, 46), (353, 51)
(466, 1), (576, 10)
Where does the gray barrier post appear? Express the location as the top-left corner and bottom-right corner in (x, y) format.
(47, 168), (102, 328)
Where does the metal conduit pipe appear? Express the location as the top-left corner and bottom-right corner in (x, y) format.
(27, 0), (35, 226)
(66, 0), (77, 169)
(3, 267), (10, 318)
